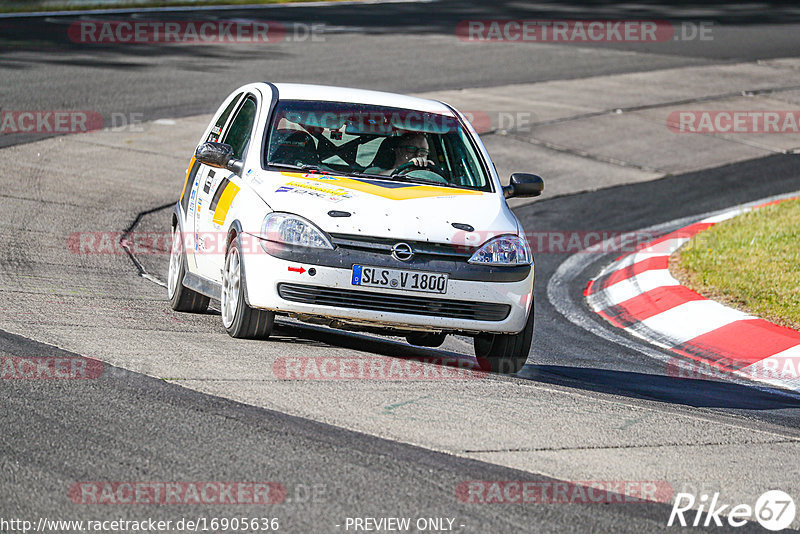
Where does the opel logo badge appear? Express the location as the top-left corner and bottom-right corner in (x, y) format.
(391, 242), (414, 262)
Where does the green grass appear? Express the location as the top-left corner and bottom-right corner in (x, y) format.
(0, 0), (341, 14)
(671, 197), (800, 331)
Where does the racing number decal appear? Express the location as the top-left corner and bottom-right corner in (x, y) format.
(210, 178), (240, 226)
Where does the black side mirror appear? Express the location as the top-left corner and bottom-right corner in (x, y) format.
(503, 173), (544, 199)
(195, 142), (243, 175)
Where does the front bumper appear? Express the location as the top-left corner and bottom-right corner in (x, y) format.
(240, 235), (534, 334)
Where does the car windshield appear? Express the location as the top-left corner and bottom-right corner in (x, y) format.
(263, 100), (492, 191)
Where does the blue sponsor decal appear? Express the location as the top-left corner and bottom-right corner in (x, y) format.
(352, 265), (363, 286)
(275, 186), (293, 193)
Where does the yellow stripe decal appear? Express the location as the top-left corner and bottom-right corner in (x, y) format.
(180, 156), (196, 202)
(279, 172), (482, 200)
(212, 182), (240, 225)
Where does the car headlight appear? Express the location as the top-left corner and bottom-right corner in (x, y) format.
(468, 234), (532, 265)
(261, 212), (333, 249)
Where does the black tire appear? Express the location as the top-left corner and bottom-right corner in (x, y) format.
(473, 308), (534, 374)
(168, 225), (210, 313)
(221, 235), (274, 339)
(406, 332), (447, 347)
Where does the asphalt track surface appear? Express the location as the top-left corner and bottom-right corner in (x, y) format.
(2, 2), (800, 533)
(4, 0), (800, 148)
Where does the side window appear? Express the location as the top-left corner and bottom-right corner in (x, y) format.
(356, 137), (384, 167)
(207, 92), (242, 143)
(222, 97), (258, 160)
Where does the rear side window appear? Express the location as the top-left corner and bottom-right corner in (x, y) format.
(223, 97), (257, 160)
(207, 92), (242, 143)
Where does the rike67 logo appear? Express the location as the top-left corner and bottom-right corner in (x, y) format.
(668, 490), (796, 531)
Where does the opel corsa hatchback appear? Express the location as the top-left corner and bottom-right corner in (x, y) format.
(168, 83), (543, 373)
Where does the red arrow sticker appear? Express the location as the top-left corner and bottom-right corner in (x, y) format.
(288, 266), (306, 274)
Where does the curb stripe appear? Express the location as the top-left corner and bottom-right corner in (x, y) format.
(597, 269), (680, 308)
(639, 300), (752, 345)
(604, 237), (688, 274)
(595, 256), (669, 291)
(600, 286), (706, 327)
(738, 346), (800, 390)
(675, 319), (800, 368)
(636, 222), (712, 252)
(586, 195), (800, 392)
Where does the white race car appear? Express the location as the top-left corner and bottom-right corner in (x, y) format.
(168, 83), (543, 373)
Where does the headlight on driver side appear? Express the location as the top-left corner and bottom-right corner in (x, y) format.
(261, 212), (334, 250)
(468, 234), (532, 265)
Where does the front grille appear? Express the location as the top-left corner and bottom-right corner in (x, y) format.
(278, 283), (510, 322)
(330, 234), (475, 261)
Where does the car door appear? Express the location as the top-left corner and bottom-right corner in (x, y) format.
(182, 91), (243, 273)
(194, 94), (259, 281)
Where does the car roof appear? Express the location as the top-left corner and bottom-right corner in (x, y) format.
(268, 83), (455, 115)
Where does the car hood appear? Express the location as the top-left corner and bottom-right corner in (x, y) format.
(247, 170), (518, 247)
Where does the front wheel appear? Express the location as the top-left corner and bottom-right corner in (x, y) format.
(473, 309), (534, 374)
(221, 236), (275, 339)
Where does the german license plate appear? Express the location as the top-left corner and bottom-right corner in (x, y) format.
(351, 265), (448, 294)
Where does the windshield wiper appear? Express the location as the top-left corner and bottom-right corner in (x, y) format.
(388, 173), (459, 188)
(267, 162), (331, 174)
(344, 171), (394, 180)
(343, 171), (448, 187)
(346, 170), (461, 188)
